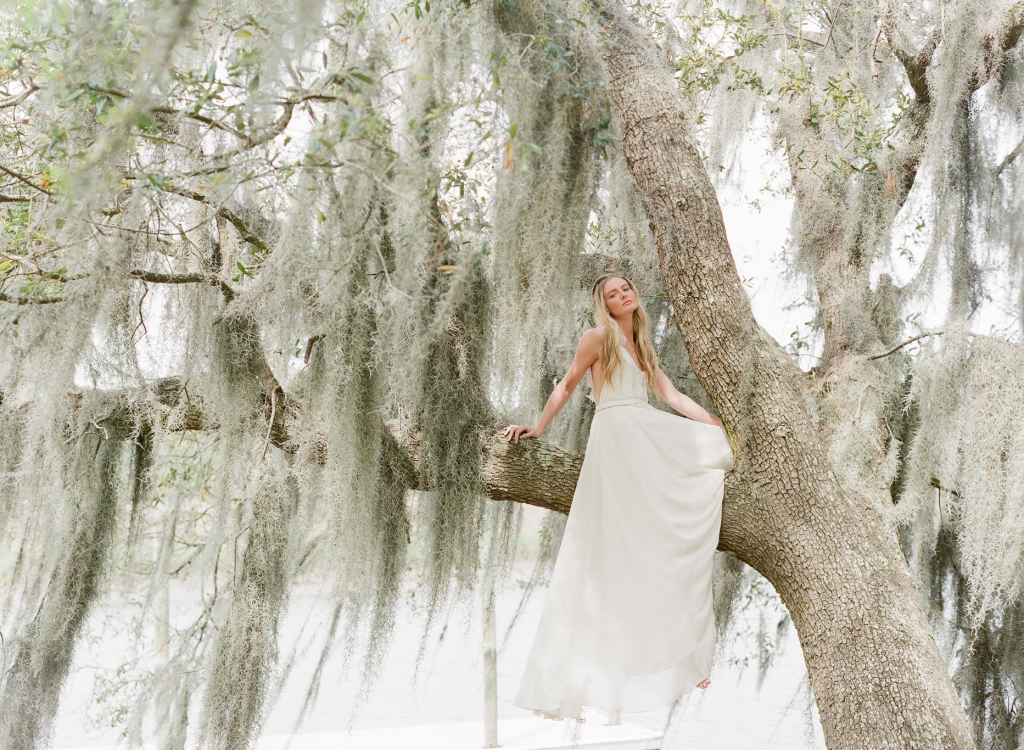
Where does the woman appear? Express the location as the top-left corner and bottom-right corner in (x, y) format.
(503, 274), (734, 721)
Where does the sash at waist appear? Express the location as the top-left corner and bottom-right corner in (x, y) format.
(595, 397), (649, 412)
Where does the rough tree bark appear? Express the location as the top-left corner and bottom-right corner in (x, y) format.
(595, 5), (974, 749)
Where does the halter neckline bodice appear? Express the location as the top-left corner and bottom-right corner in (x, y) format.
(589, 342), (649, 407)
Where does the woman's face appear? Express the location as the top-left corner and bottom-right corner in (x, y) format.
(602, 277), (636, 319)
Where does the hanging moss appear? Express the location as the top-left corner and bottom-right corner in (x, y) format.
(5, 1), (1024, 747)
(416, 258), (495, 619)
(0, 423), (123, 750)
(198, 460), (295, 750)
(487, 0), (606, 415)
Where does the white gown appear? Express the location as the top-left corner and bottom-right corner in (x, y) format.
(514, 344), (734, 720)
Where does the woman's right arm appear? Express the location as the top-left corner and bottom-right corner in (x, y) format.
(503, 328), (603, 443)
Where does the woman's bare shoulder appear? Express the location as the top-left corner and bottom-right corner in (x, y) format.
(577, 326), (606, 350)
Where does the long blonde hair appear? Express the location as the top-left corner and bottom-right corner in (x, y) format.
(591, 273), (659, 389)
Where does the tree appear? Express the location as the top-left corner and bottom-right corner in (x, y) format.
(1, 0), (1024, 749)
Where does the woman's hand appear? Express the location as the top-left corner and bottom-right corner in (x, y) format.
(504, 424), (542, 443)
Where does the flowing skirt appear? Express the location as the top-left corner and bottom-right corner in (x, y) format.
(514, 400), (734, 720)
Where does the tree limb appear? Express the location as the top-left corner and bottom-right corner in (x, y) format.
(867, 330), (944, 360)
(0, 291), (63, 305)
(159, 184), (273, 258)
(127, 269), (236, 301)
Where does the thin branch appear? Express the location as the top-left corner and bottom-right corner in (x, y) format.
(0, 164), (52, 196)
(870, 23), (884, 84)
(0, 84), (38, 110)
(995, 137), (1024, 178)
(303, 334), (323, 364)
(91, 86), (297, 149)
(769, 31), (825, 48)
(867, 331), (944, 360)
(823, 10), (839, 51)
(92, 86), (243, 138)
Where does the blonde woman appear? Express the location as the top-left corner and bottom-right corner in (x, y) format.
(504, 274), (734, 721)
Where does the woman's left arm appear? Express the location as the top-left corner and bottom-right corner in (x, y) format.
(652, 367), (723, 426)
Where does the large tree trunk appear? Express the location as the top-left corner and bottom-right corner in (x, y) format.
(596, 6), (974, 749)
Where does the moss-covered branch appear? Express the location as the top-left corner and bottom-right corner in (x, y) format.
(41, 376), (583, 514)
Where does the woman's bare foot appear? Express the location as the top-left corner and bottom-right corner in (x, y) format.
(696, 678), (711, 689)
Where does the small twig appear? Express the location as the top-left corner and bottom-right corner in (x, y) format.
(261, 391), (277, 460)
(823, 11), (839, 51)
(870, 23), (884, 83)
(303, 334), (324, 364)
(131, 283), (150, 344)
(995, 137), (1024, 178)
(867, 330), (945, 360)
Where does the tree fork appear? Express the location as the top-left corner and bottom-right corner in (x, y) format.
(597, 4), (974, 748)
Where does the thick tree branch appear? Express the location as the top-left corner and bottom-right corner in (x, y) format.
(977, 4), (1024, 87)
(126, 269), (236, 301)
(0, 291), (63, 305)
(883, 1), (1024, 106)
(27, 374), (583, 515)
(880, 13), (939, 103)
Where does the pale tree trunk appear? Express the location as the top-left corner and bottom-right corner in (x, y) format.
(596, 5), (974, 749)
